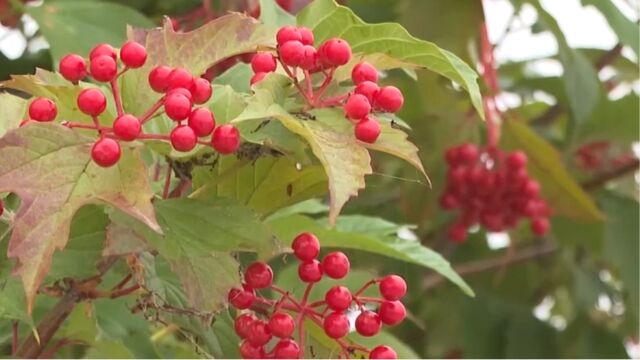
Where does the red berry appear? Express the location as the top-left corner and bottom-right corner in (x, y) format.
(250, 72), (267, 85)
(170, 125), (197, 152)
(323, 311), (350, 339)
(59, 54), (86, 82)
(378, 275), (406, 301)
(523, 179), (540, 197)
(439, 193), (459, 210)
(89, 55), (117, 82)
(322, 251), (350, 279)
(212, 124), (241, 154)
(292, 232), (320, 261)
(355, 310), (381, 337)
(251, 52), (277, 73)
(299, 45), (318, 70)
(268, 312), (295, 338)
(344, 94), (371, 120)
(458, 143), (479, 164)
(379, 300), (406, 326)
(148, 66), (173, 92)
(28, 97), (57, 122)
(375, 86), (404, 113)
(244, 262), (273, 289)
(113, 114), (141, 141)
(531, 217), (550, 235)
(120, 41), (147, 68)
(91, 138), (121, 168)
(228, 285), (255, 309)
(279, 40), (305, 67)
(299, 27), (314, 45)
(273, 339), (300, 359)
(369, 345), (398, 359)
(298, 259), (323, 283)
(89, 43), (116, 60)
(77, 88), (107, 116)
(168, 87), (193, 102)
(319, 38), (351, 66)
(164, 93), (192, 121)
(325, 286), (352, 311)
(234, 313), (257, 339)
(188, 108), (215, 137)
(247, 320), (272, 346)
(355, 81), (380, 103)
(190, 78), (212, 104)
(352, 62), (378, 84)
(276, 25), (301, 45)
(167, 68), (193, 90)
(445, 147), (461, 166)
(239, 340), (264, 359)
(506, 151), (527, 170)
(355, 117), (381, 144)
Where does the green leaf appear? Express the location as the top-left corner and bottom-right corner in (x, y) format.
(268, 214), (474, 296)
(575, 94), (639, 146)
(26, 0), (155, 63)
(213, 63), (253, 93)
(0, 123), (159, 312)
(297, 0), (484, 119)
(581, 0), (639, 56)
(500, 119), (602, 221)
(259, 0), (296, 27)
(0, 276), (33, 325)
(0, 93), (26, 138)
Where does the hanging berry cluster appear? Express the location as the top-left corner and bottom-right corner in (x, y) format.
(22, 41), (241, 167)
(248, 25), (405, 144)
(440, 144), (551, 243)
(228, 232), (407, 359)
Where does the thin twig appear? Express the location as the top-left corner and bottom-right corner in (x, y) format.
(581, 159), (639, 191)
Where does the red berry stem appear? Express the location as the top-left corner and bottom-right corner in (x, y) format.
(270, 285), (304, 309)
(480, 9), (501, 149)
(311, 67), (336, 105)
(302, 69), (314, 101)
(139, 97), (166, 124)
(354, 296), (384, 304)
(109, 78), (125, 117)
(62, 121), (111, 132)
(353, 278), (377, 298)
(277, 59), (314, 106)
(317, 93), (348, 107)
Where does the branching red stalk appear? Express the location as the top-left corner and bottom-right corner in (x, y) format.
(110, 78), (125, 117)
(140, 97), (166, 124)
(480, 2), (502, 149)
(11, 321), (18, 356)
(312, 68), (336, 104)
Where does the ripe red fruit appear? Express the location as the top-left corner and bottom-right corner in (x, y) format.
(273, 339), (300, 359)
(89, 43), (117, 60)
(352, 62), (378, 84)
(28, 98), (57, 122)
(292, 232), (320, 261)
(369, 345), (398, 359)
(250, 72), (267, 85)
(379, 300), (406, 326)
(168, 87), (193, 102)
(113, 114), (141, 141)
(506, 151), (527, 170)
(298, 45), (317, 70)
(251, 52), (277, 73)
(355, 117), (381, 144)
(279, 40), (305, 67)
(77, 89), (107, 116)
(531, 217), (550, 235)
(298, 27), (314, 45)
(319, 38), (351, 66)
(298, 259), (323, 283)
(91, 138), (121, 168)
(244, 262), (273, 289)
(164, 93), (192, 121)
(234, 313), (257, 339)
(355, 81), (380, 103)
(344, 94), (372, 120)
(212, 124), (241, 154)
(190, 78), (212, 104)
(375, 86), (404, 113)
(59, 54), (87, 82)
(268, 312), (295, 338)
(458, 143), (479, 164)
(378, 275), (407, 301)
(167, 68), (193, 90)
(247, 320), (272, 346)
(523, 179), (541, 197)
(439, 193), (459, 210)
(276, 25), (301, 45)
(148, 65), (173, 92)
(89, 55), (118, 82)
(355, 311), (382, 337)
(170, 125), (197, 152)
(323, 311), (350, 339)
(239, 340), (264, 359)
(120, 41), (147, 68)
(322, 251), (350, 279)
(228, 285), (255, 309)
(325, 286), (352, 311)
(188, 108), (215, 137)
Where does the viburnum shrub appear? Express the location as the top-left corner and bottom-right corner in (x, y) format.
(229, 232), (406, 359)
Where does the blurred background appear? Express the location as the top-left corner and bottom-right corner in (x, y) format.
(1, 0), (638, 358)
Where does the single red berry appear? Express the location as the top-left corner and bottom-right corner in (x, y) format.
(369, 345), (398, 359)
(91, 138), (121, 168)
(168, 87), (193, 102)
(506, 151), (528, 170)
(323, 311), (350, 339)
(164, 93), (192, 121)
(299, 45), (318, 70)
(355, 310), (381, 337)
(77, 88), (107, 116)
(251, 52), (277, 73)
(322, 251), (350, 279)
(298, 27), (314, 45)
(325, 285), (352, 311)
(89, 43), (117, 60)
(279, 40), (305, 67)
(113, 114), (141, 141)
(292, 232), (320, 261)
(170, 125), (197, 152)
(531, 217), (550, 235)
(28, 97), (57, 122)
(298, 259), (323, 283)
(228, 285), (255, 309)
(344, 94), (372, 120)
(355, 117), (381, 144)
(523, 179), (541, 197)
(250, 72), (267, 86)
(268, 312), (295, 338)
(239, 340), (264, 359)
(120, 41), (147, 68)
(167, 68), (193, 90)
(244, 262), (273, 289)
(234, 313), (257, 339)
(319, 38), (351, 66)
(148, 65), (173, 92)
(352, 62), (378, 84)
(375, 86), (404, 113)
(188, 108), (215, 137)
(89, 55), (117, 82)
(276, 25), (301, 45)
(378, 275), (407, 301)
(212, 124), (241, 154)
(458, 143), (479, 164)
(247, 320), (272, 346)
(355, 81), (380, 103)
(445, 147), (461, 166)
(273, 338), (300, 359)
(378, 300), (406, 326)
(59, 54), (86, 82)
(439, 193), (459, 210)
(190, 78), (212, 104)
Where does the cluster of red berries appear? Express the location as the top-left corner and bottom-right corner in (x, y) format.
(248, 25), (405, 144)
(228, 232), (407, 359)
(440, 144), (551, 242)
(22, 41), (241, 167)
